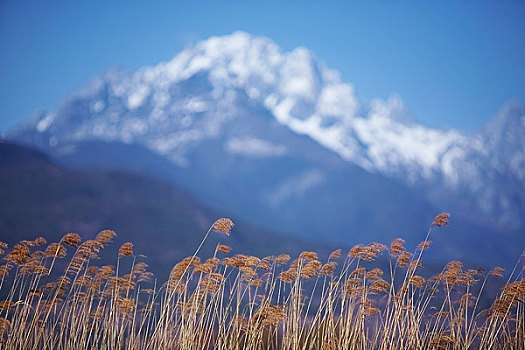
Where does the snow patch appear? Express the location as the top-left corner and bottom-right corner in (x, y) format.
(316, 83), (359, 119)
(148, 130), (202, 155)
(279, 47), (318, 100)
(36, 113), (55, 132)
(127, 85), (150, 110)
(184, 97), (208, 113)
(225, 137), (286, 157)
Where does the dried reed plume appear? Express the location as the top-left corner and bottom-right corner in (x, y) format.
(0, 214), (521, 350)
(118, 242), (134, 256)
(212, 218), (234, 235)
(432, 212), (450, 227)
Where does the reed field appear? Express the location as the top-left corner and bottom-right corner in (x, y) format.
(0, 214), (523, 349)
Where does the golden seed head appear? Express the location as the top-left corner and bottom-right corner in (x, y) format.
(351, 267), (366, 276)
(250, 278), (263, 287)
(390, 238), (406, 256)
(33, 237), (47, 246)
(362, 300), (380, 317)
(216, 244), (231, 254)
(239, 266), (257, 278)
(244, 256), (261, 267)
(409, 259), (422, 271)
(396, 251), (412, 268)
(329, 249), (342, 260)
(20, 237), (46, 247)
(366, 268), (384, 279)
(461, 292), (477, 307)
(170, 256), (200, 280)
(118, 242), (134, 256)
(320, 262), (337, 275)
(491, 298), (513, 316)
(20, 261), (49, 275)
(344, 281), (365, 298)
(138, 271), (154, 283)
(0, 242), (7, 256)
(132, 262), (148, 275)
(199, 273), (225, 293)
(258, 261), (272, 270)
(430, 334), (455, 348)
(0, 317), (11, 335)
(443, 261), (463, 279)
(118, 297), (135, 314)
(6, 244), (31, 265)
(410, 275), (425, 288)
(212, 218), (234, 235)
(289, 258), (301, 269)
(370, 279), (390, 293)
(86, 266), (98, 275)
(300, 260), (322, 279)
(76, 240), (103, 259)
(489, 267), (504, 278)
(501, 278), (525, 301)
(61, 233), (82, 247)
(95, 229), (117, 245)
(348, 243), (384, 261)
(0, 301), (15, 311)
(74, 276), (92, 287)
(371, 243), (388, 252)
(348, 245), (362, 258)
(99, 265), (115, 276)
(345, 277), (361, 286)
(222, 256), (240, 267)
(417, 240), (432, 251)
(275, 254), (291, 265)
(254, 305), (286, 327)
(56, 275), (72, 286)
(278, 268), (297, 283)
(299, 251), (318, 261)
(0, 264), (10, 278)
(44, 243), (67, 258)
(31, 250), (45, 259)
(432, 213), (450, 227)
(193, 257), (220, 274)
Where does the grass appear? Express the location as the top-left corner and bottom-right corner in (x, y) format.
(0, 213), (523, 349)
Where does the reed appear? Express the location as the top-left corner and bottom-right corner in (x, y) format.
(0, 214), (522, 349)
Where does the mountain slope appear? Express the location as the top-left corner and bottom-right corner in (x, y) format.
(0, 141), (338, 278)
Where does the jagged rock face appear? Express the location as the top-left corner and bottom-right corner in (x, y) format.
(9, 32), (525, 262)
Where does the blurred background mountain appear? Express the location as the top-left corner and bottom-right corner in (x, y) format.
(2, 32), (524, 270)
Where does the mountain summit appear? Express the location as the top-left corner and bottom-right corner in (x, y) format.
(9, 32), (525, 265)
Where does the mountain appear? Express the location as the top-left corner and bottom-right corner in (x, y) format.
(8, 32), (524, 266)
(0, 141), (337, 279)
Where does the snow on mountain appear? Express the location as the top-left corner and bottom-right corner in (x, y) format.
(9, 32), (525, 230)
(225, 137), (287, 157)
(22, 32), (472, 180)
(142, 31), (475, 184)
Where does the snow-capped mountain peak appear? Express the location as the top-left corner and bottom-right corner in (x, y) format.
(124, 31), (470, 183)
(11, 32), (524, 193)
(6, 32), (524, 266)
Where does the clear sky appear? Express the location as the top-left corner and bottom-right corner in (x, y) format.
(1, 0), (524, 134)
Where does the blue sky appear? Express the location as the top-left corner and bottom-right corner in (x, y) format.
(1, 0), (524, 134)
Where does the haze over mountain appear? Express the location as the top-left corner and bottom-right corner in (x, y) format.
(1, 140), (334, 279)
(8, 32), (525, 266)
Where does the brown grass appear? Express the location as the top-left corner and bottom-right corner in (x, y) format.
(0, 213), (523, 349)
